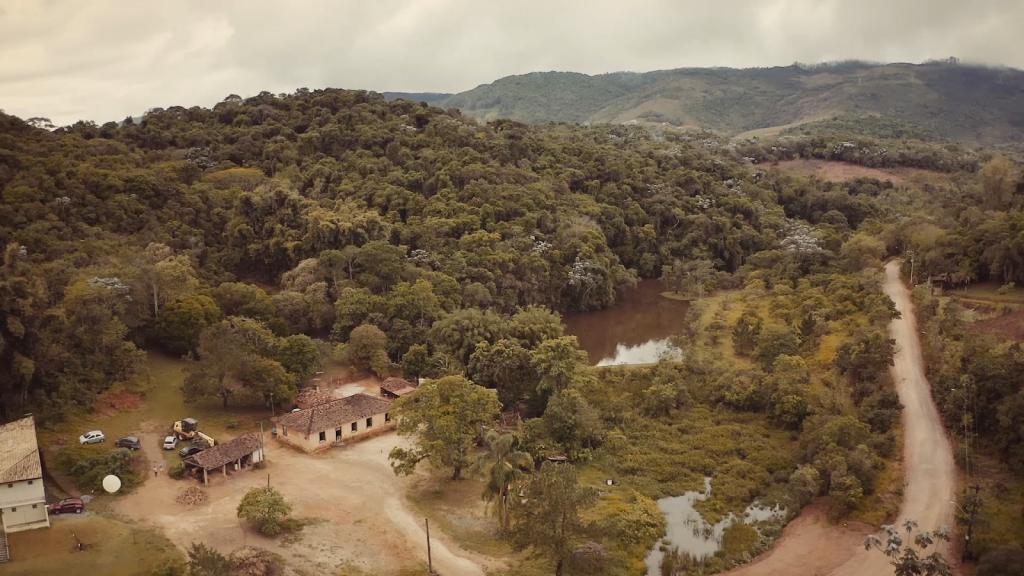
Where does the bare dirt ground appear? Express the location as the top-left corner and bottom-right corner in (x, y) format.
(113, 431), (500, 576)
(725, 499), (875, 576)
(775, 159), (907, 184)
(723, 261), (956, 576)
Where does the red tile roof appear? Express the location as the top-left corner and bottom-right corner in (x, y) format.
(380, 377), (418, 396)
(273, 393), (393, 436)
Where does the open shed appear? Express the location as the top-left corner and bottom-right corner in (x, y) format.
(184, 433), (263, 485)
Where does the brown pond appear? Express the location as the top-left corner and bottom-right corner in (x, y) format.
(563, 279), (690, 366)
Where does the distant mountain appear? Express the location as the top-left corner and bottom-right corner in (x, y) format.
(431, 62), (1024, 145)
(382, 92), (452, 105)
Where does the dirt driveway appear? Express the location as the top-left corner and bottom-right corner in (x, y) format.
(723, 261), (957, 576)
(114, 431), (497, 576)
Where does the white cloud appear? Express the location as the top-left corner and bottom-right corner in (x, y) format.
(1, 0), (1021, 125)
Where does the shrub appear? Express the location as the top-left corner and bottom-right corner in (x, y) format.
(56, 444), (142, 491)
(979, 544), (1024, 576)
(168, 462), (185, 479)
(236, 487), (292, 536)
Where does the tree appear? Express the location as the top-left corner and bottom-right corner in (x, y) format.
(429, 308), (508, 367)
(401, 344), (430, 381)
(732, 309), (762, 356)
(389, 376), (501, 480)
(236, 486), (292, 536)
(186, 542), (231, 576)
(752, 323), (800, 370)
(532, 336), (589, 394)
(211, 282), (277, 321)
(840, 233), (887, 273)
(342, 324), (389, 375)
(865, 520), (952, 576)
(276, 334), (320, 382)
(543, 389), (604, 459)
(508, 305), (564, 348)
(510, 463), (598, 576)
(156, 295), (223, 354)
(182, 318), (295, 408)
(788, 464), (820, 509)
(978, 544), (1024, 576)
(469, 339), (538, 411)
(470, 430), (533, 531)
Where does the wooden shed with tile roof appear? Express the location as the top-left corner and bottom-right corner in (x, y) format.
(379, 377), (418, 399)
(183, 433), (263, 485)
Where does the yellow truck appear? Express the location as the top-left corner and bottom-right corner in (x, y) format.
(172, 419), (216, 446)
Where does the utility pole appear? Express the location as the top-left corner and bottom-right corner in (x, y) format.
(425, 518), (436, 575)
(908, 251), (916, 285)
(961, 484), (983, 562)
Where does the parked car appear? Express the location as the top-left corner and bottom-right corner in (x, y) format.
(78, 430), (105, 444)
(50, 498), (85, 514)
(179, 445), (204, 458)
(114, 436), (141, 450)
(163, 436), (178, 450)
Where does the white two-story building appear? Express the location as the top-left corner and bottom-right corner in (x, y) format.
(0, 416), (49, 533)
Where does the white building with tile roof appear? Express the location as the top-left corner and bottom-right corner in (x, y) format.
(0, 417), (49, 533)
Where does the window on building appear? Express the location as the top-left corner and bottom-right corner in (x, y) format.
(319, 431), (326, 442)
(27, 480), (32, 485)
(10, 507), (15, 512)
(32, 504), (37, 509)
(366, 417), (373, 428)
(6, 483), (11, 488)
(385, 413), (391, 422)
(351, 422), (357, 432)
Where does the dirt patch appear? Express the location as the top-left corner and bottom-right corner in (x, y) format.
(775, 159), (906, 184)
(969, 310), (1024, 341)
(722, 499), (874, 576)
(112, 431), (498, 576)
(93, 390), (145, 418)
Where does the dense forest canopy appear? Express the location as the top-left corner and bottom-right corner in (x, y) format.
(0, 86), (1018, 425)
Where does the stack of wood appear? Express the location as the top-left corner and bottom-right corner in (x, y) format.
(175, 486), (209, 507)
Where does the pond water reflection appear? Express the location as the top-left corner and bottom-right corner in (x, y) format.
(562, 280), (690, 366)
(644, 478), (786, 576)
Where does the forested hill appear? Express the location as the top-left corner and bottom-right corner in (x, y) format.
(439, 61), (1024, 145)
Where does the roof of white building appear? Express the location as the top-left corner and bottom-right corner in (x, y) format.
(0, 416), (42, 483)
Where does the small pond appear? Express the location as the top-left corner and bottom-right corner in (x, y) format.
(644, 478), (786, 576)
(562, 279), (690, 366)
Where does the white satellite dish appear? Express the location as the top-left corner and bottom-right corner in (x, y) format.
(102, 475), (121, 494)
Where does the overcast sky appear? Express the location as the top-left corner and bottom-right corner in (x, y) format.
(2, 0), (1022, 126)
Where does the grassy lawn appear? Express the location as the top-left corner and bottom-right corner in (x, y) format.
(3, 516), (181, 576)
(39, 351), (276, 471)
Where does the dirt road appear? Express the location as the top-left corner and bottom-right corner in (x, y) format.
(725, 261), (957, 576)
(114, 432), (496, 576)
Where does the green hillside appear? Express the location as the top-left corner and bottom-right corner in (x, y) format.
(434, 62), (1024, 144)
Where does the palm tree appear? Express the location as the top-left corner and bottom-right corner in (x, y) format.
(471, 429), (533, 532)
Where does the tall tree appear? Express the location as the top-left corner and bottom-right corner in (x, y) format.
(510, 463), (598, 576)
(389, 376), (501, 480)
(470, 430), (533, 531)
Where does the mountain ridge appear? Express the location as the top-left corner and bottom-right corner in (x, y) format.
(400, 62), (1024, 144)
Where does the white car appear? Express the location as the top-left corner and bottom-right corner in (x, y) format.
(163, 436), (178, 450)
(78, 430), (105, 444)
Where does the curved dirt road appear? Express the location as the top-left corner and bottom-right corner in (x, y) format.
(725, 261), (956, 576)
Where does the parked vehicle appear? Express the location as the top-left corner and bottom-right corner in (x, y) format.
(179, 445), (204, 458)
(50, 498), (85, 514)
(78, 430), (105, 444)
(163, 436), (178, 450)
(114, 436), (141, 450)
(172, 417), (199, 440)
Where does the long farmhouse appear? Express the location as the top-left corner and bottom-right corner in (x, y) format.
(273, 393), (394, 452)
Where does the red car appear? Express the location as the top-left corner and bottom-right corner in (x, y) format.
(50, 498), (85, 514)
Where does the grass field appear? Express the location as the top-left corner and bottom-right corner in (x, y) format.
(4, 516), (181, 576)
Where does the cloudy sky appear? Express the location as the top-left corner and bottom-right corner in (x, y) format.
(2, 0), (1022, 126)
